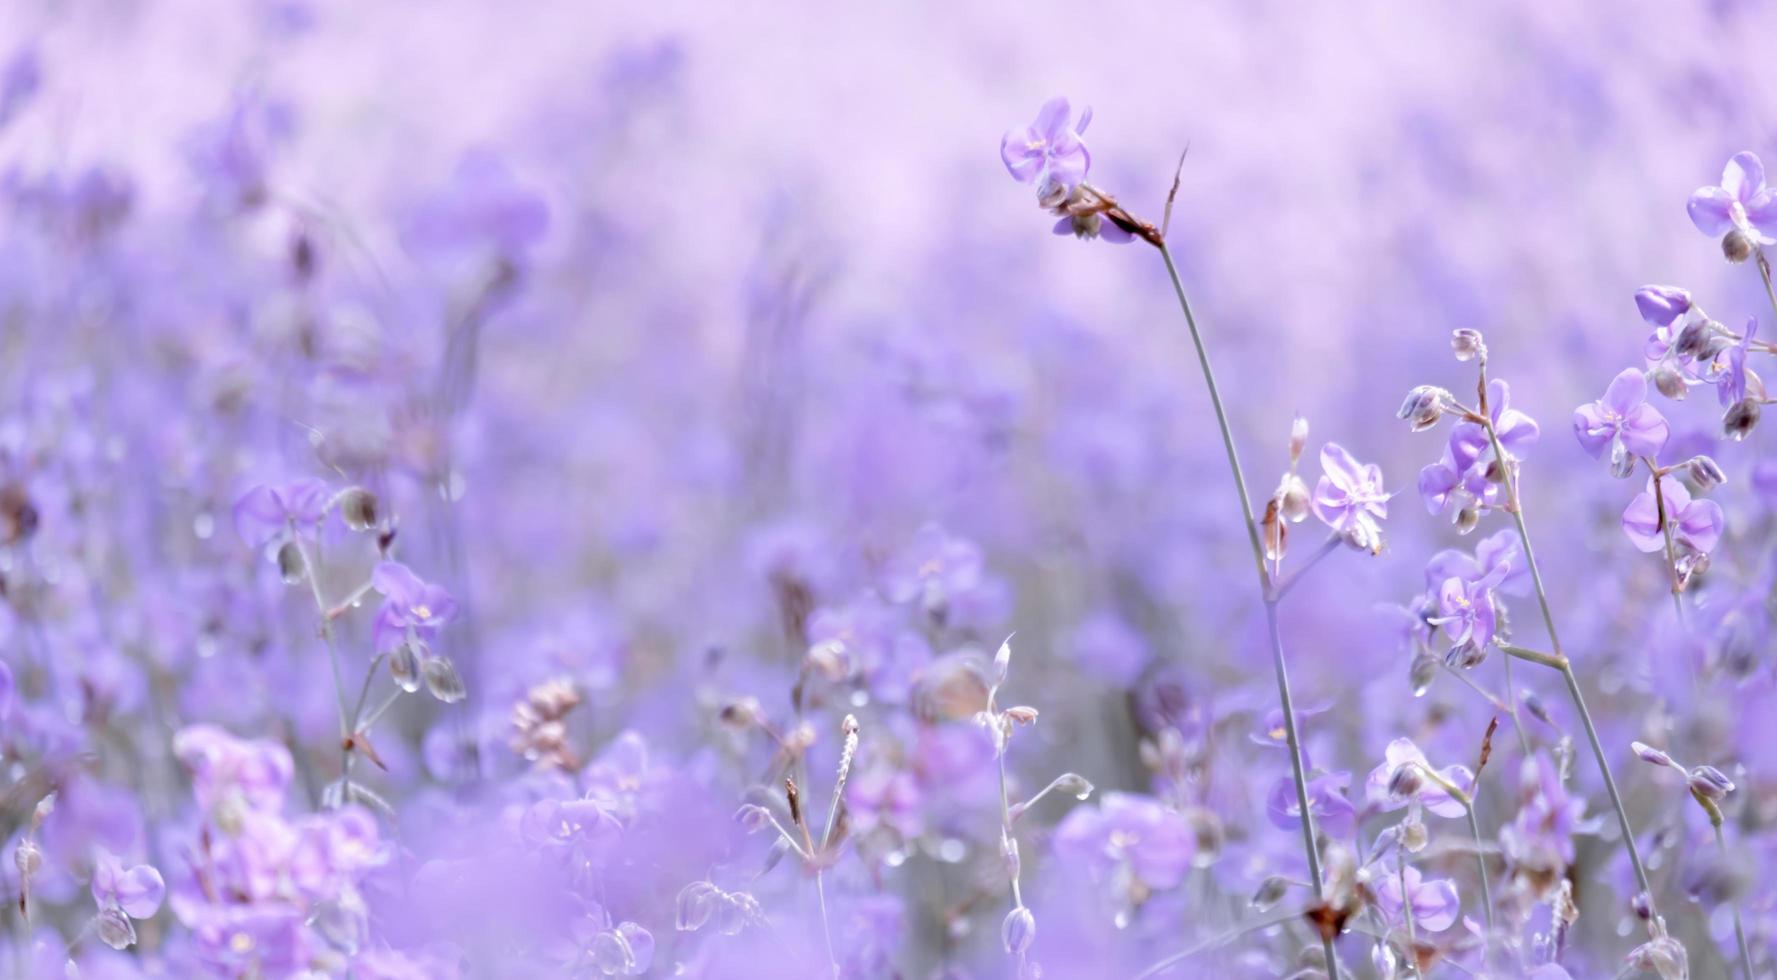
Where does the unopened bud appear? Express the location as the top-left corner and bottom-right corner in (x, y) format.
(1451, 328), (1486, 362)
(1262, 498), (1288, 563)
(1387, 764), (1424, 798)
(1453, 504), (1481, 535)
(13, 840), (40, 878)
(1609, 436), (1636, 479)
(1724, 398), (1761, 441)
(1250, 875), (1290, 911)
(1276, 473), (1310, 524)
(337, 487), (379, 532)
(1649, 362), (1688, 400)
(1051, 772), (1093, 800)
(389, 643), (423, 693)
(1635, 285), (1693, 326)
(1676, 550), (1711, 586)
(1521, 690), (1552, 726)
(1675, 319), (1718, 361)
(1397, 386), (1450, 432)
(1689, 765), (1735, 802)
(1686, 455), (1726, 491)
(1408, 652), (1437, 698)
(1632, 742), (1675, 768)
(1445, 638), (1487, 669)
(1001, 834), (1022, 881)
(1001, 906), (1036, 955)
(1289, 416), (1309, 464)
(1631, 891), (1654, 921)
(1399, 816), (1429, 853)
(1724, 228), (1756, 264)
(422, 656), (466, 703)
(277, 540), (306, 585)
(992, 635), (1014, 687)
(95, 907), (136, 950)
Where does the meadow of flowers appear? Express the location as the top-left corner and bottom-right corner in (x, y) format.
(6, 2), (1777, 978)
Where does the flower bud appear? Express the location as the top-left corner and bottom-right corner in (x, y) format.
(1276, 473), (1310, 524)
(1387, 764), (1424, 799)
(1609, 436), (1635, 479)
(1397, 386), (1450, 431)
(1453, 503), (1481, 535)
(1723, 398), (1761, 441)
(13, 839), (39, 878)
(95, 907), (136, 950)
(1521, 690), (1552, 726)
(1399, 815), (1429, 853)
(1250, 875), (1290, 911)
(423, 656), (466, 703)
(992, 635), (1014, 687)
(1445, 638), (1486, 669)
(1676, 549), (1710, 586)
(1688, 765), (1735, 802)
(276, 540), (306, 585)
(1054, 773), (1094, 800)
(1289, 416), (1309, 465)
(1723, 229), (1755, 263)
(1686, 455), (1727, 491)
(337, 487), (380, 532)
(1630, 891), (1654, 921)
(1649, 362), (1688, 400)
(1634, 285), (1693, 326)
(1408, 652), (1437, 698)
(1675, 319), (1720, 361)
(1001, 833), (1022, 882)
(1632, 742), (1675, 768)
(1001, 906), (1036, 955)
(388, 643), (423, 693)
(1451, 328), (1486, 362)
(1262, 498), (1288, 563)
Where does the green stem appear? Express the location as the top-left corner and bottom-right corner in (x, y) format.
(1716, 822), (1756, 979)
(1481, 417), (1656, 911)
(1159, 244), (1338, 979)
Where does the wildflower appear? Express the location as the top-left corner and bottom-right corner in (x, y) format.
(1052, 792), (1197, 892)
(1687, 151), (1777, 247)
(1621, 476), (1724, 555)
(1710, 317), (1762, 409)
(1265, 771), (1357, 840)
(1373, 865), (1460, 932)
(370, 561), (459, 654)
(1311, 443), (1388, 552)
(1572, 368), (1669, 473)
(999, 97), (1091, 189)
(233, 478), (329, 548)
(1423, 528), (1529, 597)
(1363, 738), (1474, 818)
(90, 847), (165, 950)
(1428, 569), (1507, 666)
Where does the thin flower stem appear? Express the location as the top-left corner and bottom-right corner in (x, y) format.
(1497, 654), (1533, 756)
(1129, 907), (1312, 980)
(1159, 243), (1338, 979)
(1481, 417), (1657, 912)
(1716, 822), (1756, 980)
(291, 535), (356, 808)
(1397, 849), (1418, 956)
(1644, 457), (1689, 630)
(992, 695), (1027, 976)
(1272, 533), (1342, 602)
(1405, 761), (1495, 943)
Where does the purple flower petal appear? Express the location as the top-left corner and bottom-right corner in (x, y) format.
(1724, 151), (1765, 203)
(1688, 186), (1736, 236)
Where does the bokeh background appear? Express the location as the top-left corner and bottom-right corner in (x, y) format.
(3, 1), (1777, 976)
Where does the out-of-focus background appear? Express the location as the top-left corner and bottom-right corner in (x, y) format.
(3, 1), (1777, 977)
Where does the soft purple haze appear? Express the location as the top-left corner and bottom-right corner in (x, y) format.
(2, 1), (1777, 977)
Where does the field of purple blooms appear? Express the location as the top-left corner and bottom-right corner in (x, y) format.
(7, 2), (1777, 978)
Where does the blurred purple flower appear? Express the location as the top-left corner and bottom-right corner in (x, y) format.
(172, 724), (295, 815)
(1622, 476), (1724, 554)
(1711, 317), (1761, 408)
(1688, 151), (1777, 245)
(886, 524), (984, 616)
(232, 478), (329, 547)
(1053, 792), (1195, 891)
(999, 97), (1091, 188)
(1573, 368), (1669, 461)
(371, 561), (459, 654)
(1266, 771), (1356, 840)
(1374, 865), (1460, 932)
(1424, 528), (1528, 597)
(91, 847), (165, 919)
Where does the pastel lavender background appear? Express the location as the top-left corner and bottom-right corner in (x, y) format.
(3, 0), (1776, 977)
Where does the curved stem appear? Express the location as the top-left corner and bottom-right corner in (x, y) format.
(1481, 419), (1656, 912)
(1644, 458), (1689, 630)
(1159, 244), (1338, 978)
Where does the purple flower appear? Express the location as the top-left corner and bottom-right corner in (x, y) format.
(886, 524), (984, 616)
(1266, 771), (1356, 840)
(1573, 368), (1669, 464)
(1429, 569), (1505, 664)
(1621, 476), (1724, 555)
(1459, 378), (1540, 462)
(1364, 738), (1473, 818)
(1634, 285), (1693, 328)
(1710, 317), (1761, 408)
(1424, 529), (1528, 597)
(1420, 380), (1538, 518)
(1310, 443), (1388, 549)
(371, 561), (459, 654)
(1052, 792), (1195, 891)
(232, 478), (329, 548)
(91, 847), (165, 919)
(1687, 151), (1777, 245)
(999, 97), (1091, 188)
(172, 724), (294, 815)
(1374, 865), (1460, 932)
